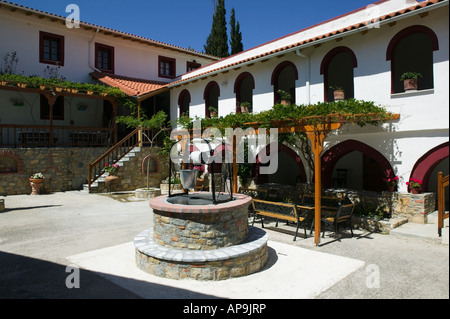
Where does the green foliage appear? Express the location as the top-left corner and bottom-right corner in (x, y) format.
(229, 8), (243, 55)
(400, 72), (423, 81)
(204, 0), (229, 58)
(277, 89), (291, 101)
(0, 73), (126, 97)
(354, 203), (385, 220)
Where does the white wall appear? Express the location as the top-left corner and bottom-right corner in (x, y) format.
(169, 5), (449, 191)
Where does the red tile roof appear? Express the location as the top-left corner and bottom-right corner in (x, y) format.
(90, 72), (169, 97)
(169, 0), (447, 87)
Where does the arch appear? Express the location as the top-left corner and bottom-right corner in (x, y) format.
(409, 142), (449, 192)
(320, 46), (358, 102)
(142, 155), (160, 175)
(0, 150), (24, 174)
(271, 61), (298, 104)
(386, 25), (439, 61)
(255, 143), (307, 185)
(178, 89), (191, 117)
(203, 81), (220, 118)
(321, 139), (395, 189)
(234, 72), (255, 113)
(320, 46), (358, 75)
(386, 25), (439, 93)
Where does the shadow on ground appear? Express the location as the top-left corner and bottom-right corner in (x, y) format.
(0, 251), (219, 299)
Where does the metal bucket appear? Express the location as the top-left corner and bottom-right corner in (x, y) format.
(180, 169), (198, 190)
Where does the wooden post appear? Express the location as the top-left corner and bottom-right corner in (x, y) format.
(43, 93), (57, 146)
(305, 123), (341, 246)
(233, 135), (238, 193)
(111, 99), (118, 144)
(137, 100), (143, 147)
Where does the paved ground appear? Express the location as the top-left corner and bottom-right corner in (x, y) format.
(0, 191), (448, 299)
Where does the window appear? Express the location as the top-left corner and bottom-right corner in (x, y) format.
(320, 47), (357, 102)
(159, 56), (176, 78)
(95, 43), (115, 73)
(39, 31), (64, 66)
(40, 95), (64, 120)
(204, 81), (220, 118)
(187, 61), (201, 72)
(387, 25), (439, 94)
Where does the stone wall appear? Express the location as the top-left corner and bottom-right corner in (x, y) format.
(393, 192), (436, 223)
(0, 146), (169, 195)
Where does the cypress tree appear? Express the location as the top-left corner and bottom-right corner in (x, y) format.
(204, 0), (229, 58)
(229, 8), (243, 55)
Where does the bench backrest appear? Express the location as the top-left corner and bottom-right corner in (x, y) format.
(336, 204), (355, 220)
(252, 199), (298, 220)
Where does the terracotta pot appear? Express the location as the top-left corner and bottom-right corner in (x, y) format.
(334, 90), (345, 101)
(280, 99), (290, 105)
(403, 79), (418, 91)
(411, 187), (420, 194)
(29, 179), (44, 195)
(387, 185), (395, 192)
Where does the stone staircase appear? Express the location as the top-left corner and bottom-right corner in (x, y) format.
(389, 211), (449, 245)
(82, 147), (141, 193)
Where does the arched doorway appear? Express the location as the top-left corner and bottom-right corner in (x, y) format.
(320, 46), (357, 102)
(234, 72), (255, 113)
(409, 142), (449, 193)
(255, 143), (306, 186)
(321, 140), (395, 192)
(271, 61), (298, 104)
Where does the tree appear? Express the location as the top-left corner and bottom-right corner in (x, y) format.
(229, 8), (243, 55)
(204, 0), (229, 58)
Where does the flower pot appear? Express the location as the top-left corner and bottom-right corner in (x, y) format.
(280, 99), (290, 105)
(29, 178), (44, 195)
(411, 187), (420, 194)
(241, 106), (249, 113)
(403, 79), (418, 91)
(104, 175), (120, 192)
(333, 90), (345, 101)
(387, 185), (395, 192)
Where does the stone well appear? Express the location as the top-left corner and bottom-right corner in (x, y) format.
(134, 192), (269, 281)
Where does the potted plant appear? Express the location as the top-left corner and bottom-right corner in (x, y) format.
(29, 172), (44, 195)
(240, 102), (251, 113)
(330, 85), (345, 101)
(103, 163), (120, 191)
(277, 89), (291, 105)
(383, 176), (399, 192)
(400, 72), (422, 91)
(208, 106), (218, 117)
(406, 178), (422, 194)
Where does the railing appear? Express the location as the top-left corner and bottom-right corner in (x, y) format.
(88, 127), (141, 191)
(0, 124), (113, 147)
(437, 171), (449, 237)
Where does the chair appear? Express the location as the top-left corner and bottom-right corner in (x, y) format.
(321, 203), (355, 240)
(332, 169), (347, 188)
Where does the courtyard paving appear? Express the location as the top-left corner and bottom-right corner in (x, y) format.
(0, 191), (448, 299)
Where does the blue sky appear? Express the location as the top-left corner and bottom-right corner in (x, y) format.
(17, 0), (380, 52)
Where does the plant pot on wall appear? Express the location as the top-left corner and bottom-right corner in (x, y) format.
(333, 90), (345, 101)
(104, 174), (120, 192)
(29, 178), (44, 195)
(410, 187), (421, 194)
(403, 79), (418, 91)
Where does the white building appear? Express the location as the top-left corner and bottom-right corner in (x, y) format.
(167, 0), (449, 196)
(0, 0), (448, 201)
(0, 0), (218, 146)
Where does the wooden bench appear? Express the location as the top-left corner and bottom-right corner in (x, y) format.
(251, 199), (312, 241)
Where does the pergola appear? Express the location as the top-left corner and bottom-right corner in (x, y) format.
(229, 112), (400, 246)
